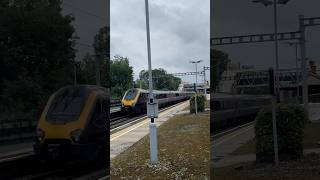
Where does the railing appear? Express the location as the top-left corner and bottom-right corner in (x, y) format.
(309, 93), (320, 103)
(111, 99), (121, 107)
(0, 116), (37, 145)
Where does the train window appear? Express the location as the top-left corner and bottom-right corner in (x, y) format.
(124, 89), (137, 100)
(46, 88), (86, 122)
(175, 93), (179, 97)
(138, 93), (148, 103)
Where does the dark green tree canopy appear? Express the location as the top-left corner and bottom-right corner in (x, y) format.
(210, 49), (230, 92)
(0, 0), (75, 113)
(76, 26), (109, 89)
(138, 68), (182, 91)
(110, 56), (133, 99)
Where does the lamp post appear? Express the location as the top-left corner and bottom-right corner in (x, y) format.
(145, 0), (158, 164)
(285, 41), (300, 102)
(252, 0), (290, 99)
(251, 0), (290, 166)
(190, 60), (202, 115)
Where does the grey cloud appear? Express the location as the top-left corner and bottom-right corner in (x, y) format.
(111, 0), (210, 83)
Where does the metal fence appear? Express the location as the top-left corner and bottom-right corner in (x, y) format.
(0, 117), (37, 145)
(111, 99), (121, 107)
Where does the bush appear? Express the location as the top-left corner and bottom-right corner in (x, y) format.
(255, 103), (309, 163)
(190, 93), (206, 113)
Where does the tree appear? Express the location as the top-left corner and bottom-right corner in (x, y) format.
(93, 26), (108, 88)
(110, 56), (133, 99)
(77, 26), (109, 88)
(138, 68), (182, 91)
(211, 49), (230, 92)
(0, 0), (75, 114)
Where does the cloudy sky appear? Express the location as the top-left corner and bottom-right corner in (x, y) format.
(212, 0), (320, 70)
(111, 0), (210, 83)
(61, 0), (108, 61)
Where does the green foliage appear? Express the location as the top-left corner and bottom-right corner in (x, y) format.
(138, 68), (181, 91)
(255, 103), (309, 163)
(210, 49), (230, 92)
(94, 26), (109, 88)
(190, 94), (206, 113)
(77, 26), (108, 88)
(110, 56), (133, 99)
(0, 0), (75, 114)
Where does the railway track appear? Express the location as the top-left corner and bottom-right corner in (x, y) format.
(0, 101), (188, 179)
(110, 100), (189, 132)
(0, 154), (108, 180)
(19, 161), (107, 180)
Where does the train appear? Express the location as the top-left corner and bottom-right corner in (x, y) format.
(211, 93), (271, 130)
(33, 85), (108, 161)
(121, 88), (193, 114)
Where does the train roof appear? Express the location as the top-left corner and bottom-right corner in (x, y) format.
(132, 88), (193, 94)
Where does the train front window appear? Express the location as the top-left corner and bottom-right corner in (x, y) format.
(124, 89), (137, 100)
(46, 88), (87, 122)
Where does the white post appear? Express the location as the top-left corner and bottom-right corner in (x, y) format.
(145, 0), (158, 164)
(203, 67), (207, 95)
(195, 63), (198, 115)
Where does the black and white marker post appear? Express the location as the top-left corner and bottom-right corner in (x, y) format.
(145, 0), (158, 164)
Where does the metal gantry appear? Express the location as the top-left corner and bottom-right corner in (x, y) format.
(211, 15), (320, 116)
(211, 31), (301, 46)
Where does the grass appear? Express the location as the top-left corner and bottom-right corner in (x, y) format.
(110, 111), (210, 179)
(231, 122), (320, 155)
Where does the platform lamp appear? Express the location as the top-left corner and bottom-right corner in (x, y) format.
(190, 60), (203, 115)
(145, 0), (158, 164)
(251, 0), (291, 166)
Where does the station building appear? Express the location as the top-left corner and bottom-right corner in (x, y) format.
(178, 82), (210, 94)
(218, 61), (320, 103)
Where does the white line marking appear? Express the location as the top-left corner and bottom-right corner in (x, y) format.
(213, 121), (255, 138)
(213, 125), (254, 147)
(110, 119), (149, 141)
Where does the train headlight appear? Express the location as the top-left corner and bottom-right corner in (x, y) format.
(36, 128), (45, 142)
(70, 129), (83, 143)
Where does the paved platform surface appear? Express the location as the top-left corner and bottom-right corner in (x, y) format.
(110, 101), (190, 159)
(309, 103), (320, 122)
(212, 124), (255, 168)
(111, 106), (121, 113)
(0, 142), (33, 160)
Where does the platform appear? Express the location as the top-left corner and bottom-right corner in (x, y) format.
(0, 142), (33, 162)
(110, 101), (190, 159)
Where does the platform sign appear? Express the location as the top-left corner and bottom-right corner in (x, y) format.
(147, 100), (158, 118)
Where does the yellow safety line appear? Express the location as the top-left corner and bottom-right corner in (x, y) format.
(110, 119), (149, 141)
(110, 101), (189, 141)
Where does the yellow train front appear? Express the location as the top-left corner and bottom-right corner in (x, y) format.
(121, 88), (193, 114)
(33, 85), (107, 161)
